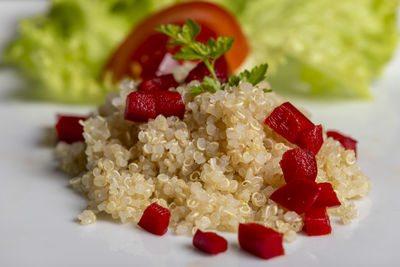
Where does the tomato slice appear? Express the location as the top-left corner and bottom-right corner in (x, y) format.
(103, 1), (249, 82)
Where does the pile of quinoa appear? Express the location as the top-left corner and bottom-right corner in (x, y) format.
(55, 70), (371, 242)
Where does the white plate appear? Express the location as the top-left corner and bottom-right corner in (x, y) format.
(1, 2), (399, 266)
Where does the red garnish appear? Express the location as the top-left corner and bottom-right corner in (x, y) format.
(184, 57), (229, 84)
(280, 148), (317, 183)
(193, 229), (228, 255)
(155, 91), (185, 120)
(304, 207), (332, 236)
(297, 124), (324, 155)
(125, 90), (185, 123)
(327, 130), (358, 156)
(270, 179), (321, 215)
(125, 92), (157, 122)
(314, 183), (341, 208)
(138, 203), (171, 236)
(238, 223), (284, 260)
(265, 102), (314, 143)
(138, 74), (179, 92)
(103, 1), (248, 82)
(55, 115), (86, 144)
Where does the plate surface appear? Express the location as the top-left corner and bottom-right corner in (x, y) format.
(0, 2), (399, 266)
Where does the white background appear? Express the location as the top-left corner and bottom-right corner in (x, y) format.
(0, 1), (400, 266)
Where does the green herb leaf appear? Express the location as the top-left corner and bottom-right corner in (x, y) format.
(190, 86), (206, 95)
(174, 46), (205, 60)
(157, 19), (235, 94)
(202, 76), (221, 93)
(228, 75), (241, 87)
(244, 63), (268, 85)
(206, 36), (234, 60)
(157, 24), (182, 40)
(182, 18), (201, 42)
(263, 89), (272, 93)
(229, 64), (269, 86)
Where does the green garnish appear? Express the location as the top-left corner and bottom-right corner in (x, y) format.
(190, 86), (206, 95)
(157, 19), (234, 93)
(228, 63), (269, 87)
(157, 19), (234, 82)
(158, 19), (271, 95)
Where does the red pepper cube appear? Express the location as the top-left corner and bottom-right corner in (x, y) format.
(314, 183), (341, 208)
(327, 130), (358, 157)
(280, 148), (317, 183)
(193, 229), (228, 255)
(55, 115), (86, 144)
(265, 102), (314, 143)
(185, 56), (229, 84)
(270, 179), (320, 215)
(138, 74), (179, 93)
(297, 124), (324, 155)
(155, 91), (185, 119)
(238, 223), (284, 260)
(138, 203), (170, 236)
(304, 207), (332, 236)
(125, 91), (157, 122)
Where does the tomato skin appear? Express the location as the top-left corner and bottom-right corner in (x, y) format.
(104, 1), (249, 82)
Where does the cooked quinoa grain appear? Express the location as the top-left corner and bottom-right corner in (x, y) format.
(55, 77), (371, 241)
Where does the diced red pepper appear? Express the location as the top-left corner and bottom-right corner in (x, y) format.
(270, 179), (321, 215)
(55, 115), (86, 144)
(280, 148), (317, 183)
(314, 183), (341, 208)
(193, 229), (228, 255)
(296, 124), (324, 155)
(265, 102), (314, 143)
(125, 91), (157, 122)
(155, 91), (185, 119)
(326, 130), (358, 157)
(304, 207), (332, 236)
(238, 223), (284, 260)
(185, 56), (229, 84)
(138, 203), (171, 236)
(137, 74), (179, 93)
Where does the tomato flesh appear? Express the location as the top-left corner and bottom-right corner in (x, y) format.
(104, 1), (249, 82)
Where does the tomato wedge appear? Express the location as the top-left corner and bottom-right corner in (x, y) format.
(103, 1), (249, 82)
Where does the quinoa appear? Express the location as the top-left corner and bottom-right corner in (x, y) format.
(55, 75), (371, 242)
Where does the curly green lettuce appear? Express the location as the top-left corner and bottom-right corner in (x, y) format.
(220, 0), (399, 98)
(2, 0), (173, 103)
(2, 0), (398, 102)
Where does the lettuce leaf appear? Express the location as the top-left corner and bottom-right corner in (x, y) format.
(2, 0), (398, 102)
(2, 0), (172, 103)
(218, 0), (399, 98)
